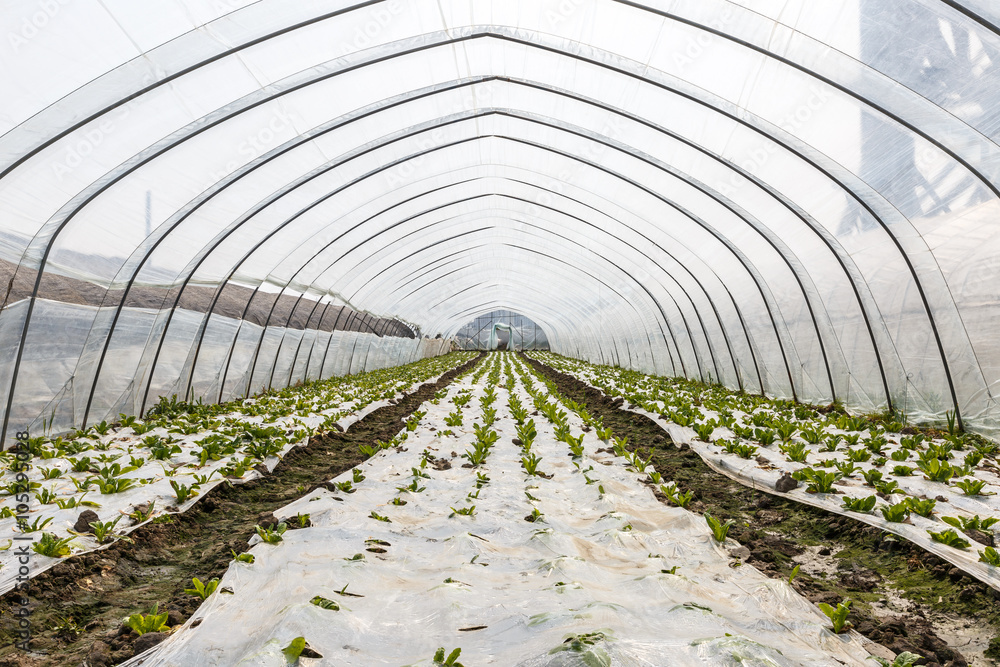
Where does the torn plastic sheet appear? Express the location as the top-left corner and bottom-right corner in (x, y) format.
(128, 353), (875, 666)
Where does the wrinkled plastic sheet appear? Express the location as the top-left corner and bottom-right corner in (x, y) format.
(129, 355), (875, 666)
(542, 359), (1000, 594)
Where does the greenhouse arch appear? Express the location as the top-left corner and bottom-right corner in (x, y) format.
(2, 1), (999, 440)
(7, 4), (1000, 661)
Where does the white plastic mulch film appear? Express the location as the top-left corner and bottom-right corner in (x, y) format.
(125, 353), (879, 666)
(531, 352), (1000, 594)
(2, 0), (1000, 445)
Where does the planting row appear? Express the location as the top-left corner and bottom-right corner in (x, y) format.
(131, 352), (877, 666)
(0, 352), (475, 594)
(529, 352), (1000, 591)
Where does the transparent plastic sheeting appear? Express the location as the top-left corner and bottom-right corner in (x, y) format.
(127, 356), (878, 667)
(2, 0), (1000, 442)
(454, 310), (550, 351)
(0, 297), (449, 439)
(0, 357), (461, 597)
(544, 357), (1000, 593)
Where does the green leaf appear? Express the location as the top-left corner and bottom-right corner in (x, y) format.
(282, 636), (306, 663)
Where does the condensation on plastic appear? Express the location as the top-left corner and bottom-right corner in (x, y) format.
(125, 356), (878, 666)
(1, 0), (999, 442)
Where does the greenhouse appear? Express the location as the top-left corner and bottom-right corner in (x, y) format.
(0, 0), (999, 665)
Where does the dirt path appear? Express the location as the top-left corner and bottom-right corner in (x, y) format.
(0, 354), (480, 667)
(525, 354), (1000, 667)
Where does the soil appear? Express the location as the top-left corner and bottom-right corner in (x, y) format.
(524, 355), (1000, 667)
(0, 354), (480, 666)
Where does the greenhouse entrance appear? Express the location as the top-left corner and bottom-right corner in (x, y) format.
(453, 310), (550, 352)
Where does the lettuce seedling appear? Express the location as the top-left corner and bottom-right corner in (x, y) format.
(450, 505), (476, 517)
(693, 422), (715, 441)
(905, 497), (936, 518)
(33, 488), (58, 505)
(67, 456), (92, 473)
(433, 647), (464, 666)
(660, 483), (693, 508)
(775, 422), (797, 442)
(793, 468), (842, 493)
(941, 515), (998, 532)
(32, 532), (73, 557)
(281, 637), (308, 662)
(874, 479), (900, 495)
(125, 603), (169, 636)
(841, 495), (877, 513)
(834, 461), (860, 478)
(184, 577), (220, 600)
(871, 652), (920, 667)
(628, 449), (652, 474)
(521, 453), (543, 476)
(192, 471), (216, 485)
(96, 477), (137, 494)
(231, 549), (254, 564)
(369, 511), (391, 523)
(89, 517), (122, 544)
(565, 434), (585, 458)
(255, 523), (287, 544)
(780, 443), (808, 463)
(19, 516), (53, 533)
(56, 494), (100, 510)
(862, 469), (884, 486)
(980, 546), (1000, 567)
(800, 427), (825, 445)
(396, 480), (423, 494)
(704, 513), (734, 543)
(953, 478), (990, 496)
(965, 451), (983, 468)
(310, 596), (339, 611)
(846, 447), (872, 463)
(879, 502), (910, 523)
(170, 480), (199, 503)
(611, 436), (630, 457)
(918, 457), (954, 483)
(927, 528), (970, 550)
(818, 598), (852, 633)
(755, 428), (776, 446)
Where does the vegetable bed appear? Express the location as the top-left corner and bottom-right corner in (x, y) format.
(528, 352), (1000, 593)
(0, 353), (474, 594)
(130, 353), (881, 666)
